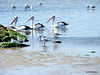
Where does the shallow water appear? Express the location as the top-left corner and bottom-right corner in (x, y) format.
(1, 0), (100, 57)
(0, 0), (100, 74)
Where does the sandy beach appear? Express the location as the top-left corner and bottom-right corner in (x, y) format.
(0, 49), (100, 75)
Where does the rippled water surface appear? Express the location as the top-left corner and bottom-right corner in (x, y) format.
(0, 0), (100, 75)
(0, 0), (100, 57)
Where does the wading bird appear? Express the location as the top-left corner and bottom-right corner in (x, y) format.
(9, 16), (32, 31)
(46, 15), (69, 28)
(24, 16), (45, 30)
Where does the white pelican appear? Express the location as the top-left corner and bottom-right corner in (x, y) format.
(46, 15), (69, 28)
(24, 16), (45, 30)
(9, 16), (32, 31)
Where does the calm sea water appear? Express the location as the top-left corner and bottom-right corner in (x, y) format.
(0, 0), (100, 57)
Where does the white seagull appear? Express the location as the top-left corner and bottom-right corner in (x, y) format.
(11, 5), (16, 9)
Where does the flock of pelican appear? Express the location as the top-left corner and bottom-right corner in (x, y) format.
(9, 16), (45, 31)
(9, 15), (69, 31)
(9, 15), (69, 46)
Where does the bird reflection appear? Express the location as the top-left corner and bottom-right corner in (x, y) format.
(41, 46), (48, 52)
(53, 43), (58, 50)
(52, 27), (68, 33)
(31, 29), (33, 38)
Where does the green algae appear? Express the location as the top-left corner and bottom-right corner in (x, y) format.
(0, 24), (29, 48)
(0, 42), (30, 48)
(0, 24), (27, 42)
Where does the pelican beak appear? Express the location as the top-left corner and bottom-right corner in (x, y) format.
(10, 17), (16, 24)
(24, 16), (34, 24)
(46, 15), (55, 23)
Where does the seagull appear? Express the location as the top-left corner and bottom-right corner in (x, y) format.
(11, 5), (16, 9)
(38, 2), (42, 6)
(90, 5), (96, 9)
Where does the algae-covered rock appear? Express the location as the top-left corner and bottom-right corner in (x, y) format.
(0, 42), (30, 48)
(0, 24), (27, 42)
(0, 24), (8, 34)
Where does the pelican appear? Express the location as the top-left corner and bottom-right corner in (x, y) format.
(24, 16), (45, 30)
(9, 16), (32, 31)
(34, 23), (45, 30)
(46, 15), (69, 28)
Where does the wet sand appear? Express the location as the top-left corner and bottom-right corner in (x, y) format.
(0, 49), (100, 75)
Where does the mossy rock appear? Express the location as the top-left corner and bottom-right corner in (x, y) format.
(0, 42), (30, 48)
(0, 24), (8, 32)
(0, 24), (27, 42)
(91, 51), (96, 53)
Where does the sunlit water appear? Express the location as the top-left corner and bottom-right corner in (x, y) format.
(0, 0), (100, 57)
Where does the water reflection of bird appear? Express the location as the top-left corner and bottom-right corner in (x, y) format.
(38, 33), (43, 40)
(9, 16), (32, 31)
(46, 15), (69, 28)
(41, 46), (48, 52)
(53, 43), (58, 50)
(51, 28), (62, 36)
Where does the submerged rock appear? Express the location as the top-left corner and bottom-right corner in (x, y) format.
(0, 42), (30, 48)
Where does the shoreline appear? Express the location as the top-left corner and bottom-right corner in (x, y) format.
(0, 49), (100, 75)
